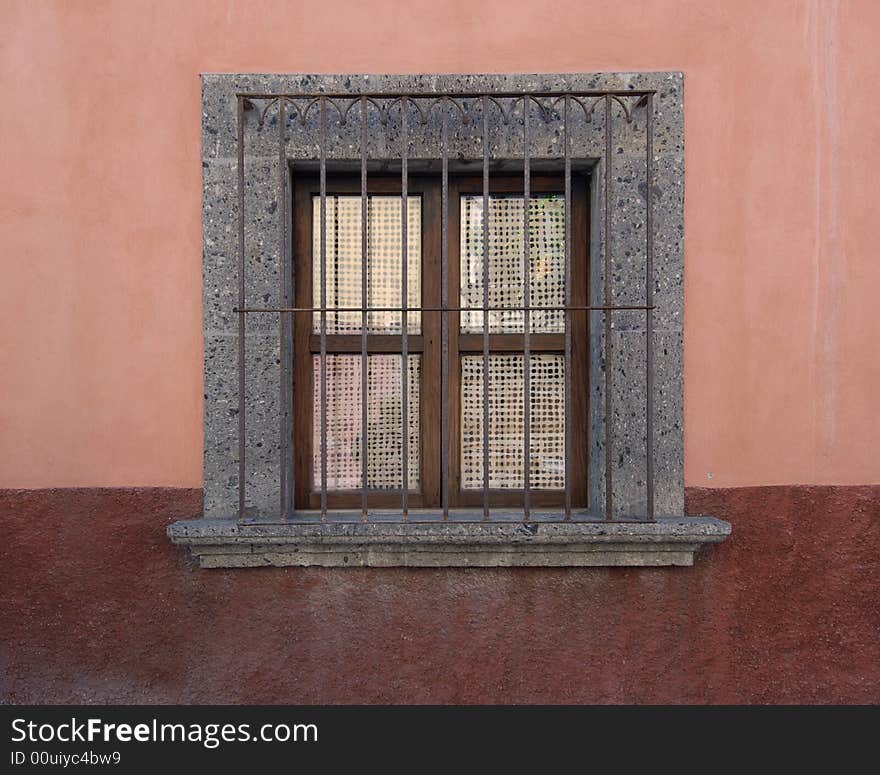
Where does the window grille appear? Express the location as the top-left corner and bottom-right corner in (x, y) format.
(234, 89), (657, 524)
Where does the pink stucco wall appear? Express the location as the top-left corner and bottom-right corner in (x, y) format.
(1, 0), (877, 489)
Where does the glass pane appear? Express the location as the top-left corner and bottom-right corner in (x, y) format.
(461, 354), (565, 489)
(312, 354), (420, 490)
(460, 194), (565, 334)
(312, 195), (421, 334)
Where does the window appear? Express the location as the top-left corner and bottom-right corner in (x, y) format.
(170, 74), (733, 568)
(292, 174), (589, 514)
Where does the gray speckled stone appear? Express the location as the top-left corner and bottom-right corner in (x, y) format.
(201, 72), (685, 522)
(167, 515), (729, 568)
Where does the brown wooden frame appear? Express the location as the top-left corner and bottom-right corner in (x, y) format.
(292, 172), (589, 511)
(448, 175), (589, 508)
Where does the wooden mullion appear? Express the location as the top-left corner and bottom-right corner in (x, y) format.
(459, 333), (564, 352)
(292, 175), (314, 510)
(420, 179), (442, 508)
(309, 334), (424, 353)
(448, 178), (464, 507)
(570, 174), (590, 509)
(448, 172), (590, 510)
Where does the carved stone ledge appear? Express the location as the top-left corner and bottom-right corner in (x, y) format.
(167, 516), (731, 568)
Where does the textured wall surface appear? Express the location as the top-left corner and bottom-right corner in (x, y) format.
(1, 1), (878, 489)
(2, 485), (877, 704)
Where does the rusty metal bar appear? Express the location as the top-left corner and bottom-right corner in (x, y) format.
(244, 512), (650, 527)
(603, 95), (613, 521)
(401, 97), (409, 520)
(564, 95), (573, 520)
(360, 96), (369, 522)
(522, 96), (531, 522)
(237, 95), (246, 524)
(239, 90), (656, 99)
(333, 184), (340, 333)
(277, 97), (296, 519)
(238, 305), (654, 314)
(319, 96), (328, 520)
(646, 94), (656, 521)
(481, 95), (490, 521)
(278, 96), (291, 521)
(441, 98), (450, 521)
(277, 98), (287, 520)
(285, 115), (298, 521)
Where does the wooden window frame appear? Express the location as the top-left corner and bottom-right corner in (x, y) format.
(292, 172), (589, 512)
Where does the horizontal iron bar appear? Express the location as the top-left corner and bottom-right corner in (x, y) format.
(238, 89), (657, 99)
(236, 305), (655, 313)
(240, 515), (659, 526)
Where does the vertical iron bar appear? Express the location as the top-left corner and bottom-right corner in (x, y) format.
(319, 97), (328, 520)
(441, 98), (450, 521)
(278, 96), (291, 520)
(360, 96), (369, 522)
(564, 95), (573, 520)
(333, 189), (339, 332)
(401, 97), (409, 520)
(237, 96), (246, 523)
(481, 95), (491, 521)
(603, 94), (613, 521)
(522, 96), (531, 522)
(645, 94), (655, 521)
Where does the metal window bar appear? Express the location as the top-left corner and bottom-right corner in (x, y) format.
(360, 96), (369, 521)
(401, 97), (410, 520)
(234, 89), (657, 525)
(240, 305), (653, 313)
(236, 95), (246, 522)
(278, 95), (287, 521)
(319, 96), (328, 520)
(603, 94), (613, 520)
(563, 94), (573, 521)
(440, 98), (450, 521)
(645, 93), (655, 520)
(481, 95), (490, 521)
(522, 97), (531, 521)
(278, 95), (293, 521)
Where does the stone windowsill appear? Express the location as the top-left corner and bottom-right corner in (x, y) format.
(167, 515), (731, 568)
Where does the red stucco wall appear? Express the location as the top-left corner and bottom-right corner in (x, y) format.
(1, 0), (879, 489)
(2, 485), (877, 704)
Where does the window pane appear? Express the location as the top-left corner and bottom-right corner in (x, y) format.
(312, 195), (421, 334)
(460, 194), (565, 334)
(461, 354), (565, 489)
(313, 354), (420, 490)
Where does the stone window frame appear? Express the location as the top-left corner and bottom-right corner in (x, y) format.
(168, 72), (731, 567)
